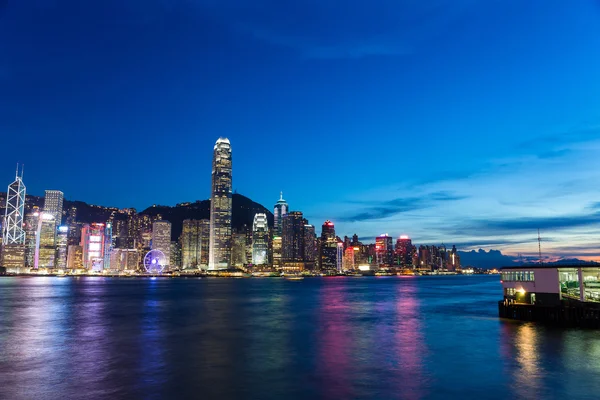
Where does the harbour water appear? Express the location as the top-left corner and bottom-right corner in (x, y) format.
(1, 275), (599, 399)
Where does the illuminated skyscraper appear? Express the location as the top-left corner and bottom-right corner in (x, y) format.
(208, 137), (232, 270)
(395, 235), (413, 267)
(67, 245), (84, 270)
(35, 213), (56, 269)
(103, 223), (113, 270)
(303, 224), (317, 263)
(180, 219), (210, 269)
(81, 223), (105, 271)
(56, 226), (69, 269)
(24, 208), (40, 268)
(152, 221), (171, 268)
(318, 220), (337, 274)
(43, 190), (64, 228)
(282, 211), (305, 271)
(273, 192), (288, 237)
(375, 234), (393, 266)
(3, 164), (26, 245)
(252, 213), (269, 265)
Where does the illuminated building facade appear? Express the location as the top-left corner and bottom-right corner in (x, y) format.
(180, 219), (210, 269)
(209, 137), (232, 270)
(109, 248), (139, 272)
(282, 211), (306, 271)
(103, 223), (113, 270)
(36, 213), (56, 269)
(231, 227), (248, 267)
(43, 190), (64, 228)
(395, 235), (413, 267)
(303, 224), (317, 263)
(151, 221), (171, 268)
(318, 220), (337, 274)
(252, 213), (269, 265)
(273, 192), (288, 237)
(56, 226), (68, 269)
(67, 245), (83, 270)
(24, 209), (40, 268)
(272, 236), (282, 269)
(375, 234), (393, 266)
(81, 223), (105, 271)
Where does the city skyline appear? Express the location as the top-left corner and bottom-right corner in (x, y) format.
(2, 2), (600, 259)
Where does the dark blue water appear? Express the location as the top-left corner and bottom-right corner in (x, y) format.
(1, 276), (599, 400)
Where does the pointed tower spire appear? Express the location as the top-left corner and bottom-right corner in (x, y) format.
(280, 191), (283, 201)
(15, 163), (19, 179)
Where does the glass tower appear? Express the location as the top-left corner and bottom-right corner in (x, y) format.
(43, 190), (64, 228)
(252, 213), (269, 265)
(208, 138), (232, 270)
(273, 192), (288, 237)
(3, 164), (26, 245)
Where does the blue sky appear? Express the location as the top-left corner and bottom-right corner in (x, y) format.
(1, 1), (600, 259)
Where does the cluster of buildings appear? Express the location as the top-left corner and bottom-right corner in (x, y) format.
(0, 138), (461, 275)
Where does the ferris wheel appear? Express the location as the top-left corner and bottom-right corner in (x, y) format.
(144, 249), (166, 274)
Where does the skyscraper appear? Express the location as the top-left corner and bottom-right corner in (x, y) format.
(273, 192), (288, 237)
(24, 208), (40, 268)
(375, 234), (393, 266)
(318, 220), (337, 274)
(208, 137), (232, 270)
(3, 164), (26, 245)
(152, 221), (171, 268)
(43, 190), (64, 228)
(56, 226), (68, 270)
(35, 213), (56, 269)
(81, 223), (105, 271)
(303, 224), (317, 264)
(395, 235), (413, 267)
(252, 213), (269, 265)
(281, 211), (305, 271)
(180, 219), (210, 269)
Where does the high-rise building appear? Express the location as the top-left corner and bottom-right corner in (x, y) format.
(81, 223), (105, 271)
(318, 220), (337, 274)
(375, 234), (393, 266)
(35, 213), (56, 269)
(208, 137), (232, 270)
(103, 223), (113, 270)
(273, 192), (288, 237)
(170, 241), (181, 269)
(3, 164), (26, 245)
(109, 248), (139, 272)
(43, 190), (64, 228)
(56, 226), (68, 269)
(252, 213), (269, 265)
(272, 235), (282, 269)
(24, 209), (40, 268)
(152, 221), (171, 268)
(66, 206), (79, 245)
(303, 224), (317, 263)
(282, 212), (305, 263)
(67, 245), (83, 270)
(395, 235), (413, 268)
(180, 219), (210, 269)
(231, 227), (249, 267)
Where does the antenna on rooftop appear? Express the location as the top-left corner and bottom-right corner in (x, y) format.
(538, 229), (543, 266)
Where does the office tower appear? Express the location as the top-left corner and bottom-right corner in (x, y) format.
(43, 190), (64, 228)
(273, 192), (288, 237)
(81, 223), (105, 271)
(318, 220), (337, 274)
(180, 219), (210, 269)
(109, 248), (138, 272)
(35, 213), (56, 269)
(231, 227), (248, 267)
(3, 164), (26, 245)
(152, 221), (171, 268)
(418, 245), (431, 270)
(272, 236), (282, 269)
(282, 211), (309, 272)
(24, 209), (40, 268)
(170, 242), (181, 269)
(66, 206), (81, 246)
(395, 235), (413, 267)
(343, 246), (356, 271)
(208, 137), (232, 270)
(67, 245), (83, 270)
(303, 224), (317, 263)
(103, 223), (113, 270)
(56, 226), (68, 269)
(337, 241), (344, 272)
(252, 213), (269, 265)
(375, 234), (393, 266)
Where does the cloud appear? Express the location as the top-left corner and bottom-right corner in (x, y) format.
(339, 191), (467, 222)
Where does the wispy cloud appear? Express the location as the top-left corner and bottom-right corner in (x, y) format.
(339, 191), (466, 222)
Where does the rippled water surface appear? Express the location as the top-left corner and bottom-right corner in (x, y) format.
(1, 275), (600, 400)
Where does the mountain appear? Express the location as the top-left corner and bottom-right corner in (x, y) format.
(140, 194), (273, 240)
(458, 249), (598, 269)
(1, 192), (273, 241)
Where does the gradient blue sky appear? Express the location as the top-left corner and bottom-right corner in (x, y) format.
(2, 1), (600, 259)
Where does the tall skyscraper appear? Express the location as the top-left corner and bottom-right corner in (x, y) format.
(318, 220), (337, 274)
(81, 223), (105, 271)
(375, 234), (393, 266)
(43, 190), (64, 228)
(3, 164), (26, 245)
(56, 226), (69, 269)
(35, 213), (56, 269)
(303, 224), (317, 263)
(152, 221), (171, 268)
(103, 223), (113, 270)
(273, 192), (288, 237)
(180, 219), (210, 269)
(395, 235), (413, 267)
(282, 211), (306, 271)
(24, 208), (40, 268)
(252, 213), (269, 265)
(208, 137), (232, 270)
